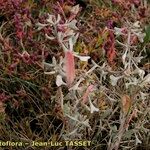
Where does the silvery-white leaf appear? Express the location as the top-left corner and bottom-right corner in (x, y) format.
(124, 64), (132, 76)
(57, 32), (64, 42)
(56, 75), (66, 87)
(59, 56), (64, 66)
(25, 20), (32, 27)
(81, 119), (91, 128)
(72, 33), (79, 45)
(69, 37), (73, 51)
(110, 75), (122, 86)
(125, 77), (138, 88)
(134, 68), (145, 79)
(138, 33), (146, 43)
(135, 133), (142, 145)
(47, 14), (55, 24)
(56, 14), (61, 24)
(36, 22), (48, 30)
(140, 74), (150, 87)
(131, 28), (142, 33)
(65, 114), (79, 122)
(44, 71), (56, 75)
(133, 56), (144, 63)
(63, 103), (71, 114)
(47, 14), (61, 25)
(89, 97), (99, 113)
(71, 5), (80, 15)
(69, 78), (84, 91)
(43, 62), (54, 69)
(74, 53), (90, 61)
(140, 92), (148, 100)
(122, 50), (128, 65)
(67, 20), (78, 30)
(59, 42), (68, 52)
(45, 34), (55, 40)
(101, 70), (108, 80)
(114, 27), (124, 36)
(63, 42), (69, 50)
(65, 29), (74, 37)
(52, 57), (57, 65)
(85, 60), (98, 75)
(131, 27), (146, 43)
(137, 68), (145, 79)
(133, 21), (140, 28)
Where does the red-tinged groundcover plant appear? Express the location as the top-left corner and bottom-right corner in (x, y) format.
(0, 0), (150, 150)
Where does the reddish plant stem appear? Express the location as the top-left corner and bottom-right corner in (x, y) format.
(65, 51), (75, 87)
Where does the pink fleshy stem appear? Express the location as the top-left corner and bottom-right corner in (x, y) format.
(82, 84), (95, 104)
(65, 51), (75, 87)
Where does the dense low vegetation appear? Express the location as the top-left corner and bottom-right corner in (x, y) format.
(0, 0), (149, 150)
